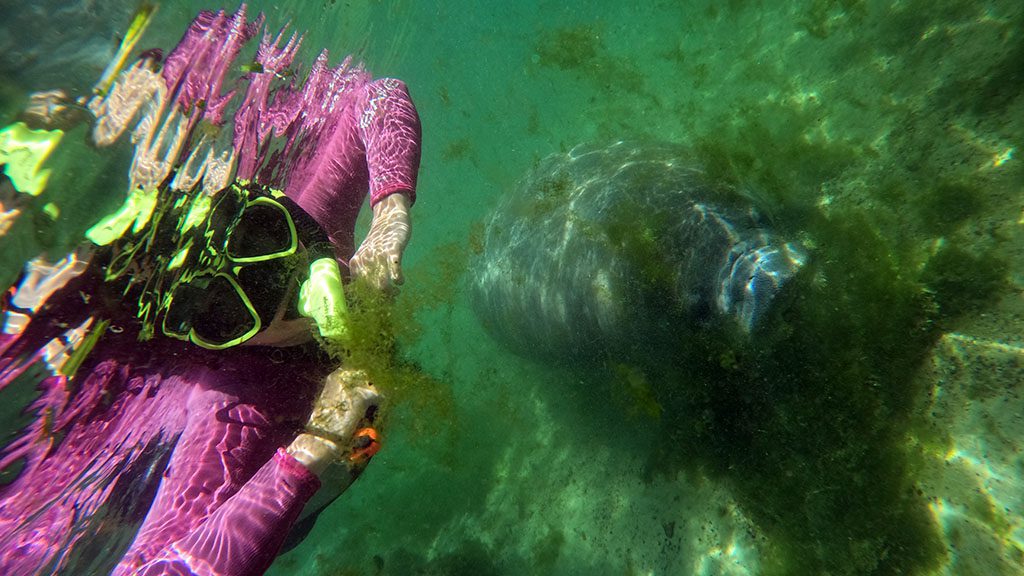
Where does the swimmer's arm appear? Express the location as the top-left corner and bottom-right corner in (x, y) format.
(350, 191), (412, 290)
(358, 78), (422, 207)
(351, 78), (421, 290)
(286, 367), (380, 475)
(125, 449), (320, 575)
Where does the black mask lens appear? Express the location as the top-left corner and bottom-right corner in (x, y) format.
(227, 200), (296, 261)
(187, 275), (259, 347)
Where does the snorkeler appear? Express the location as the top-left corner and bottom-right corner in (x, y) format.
(0, 5), (420, 575)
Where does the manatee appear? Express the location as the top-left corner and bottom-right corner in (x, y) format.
(471, 140), (808, 361)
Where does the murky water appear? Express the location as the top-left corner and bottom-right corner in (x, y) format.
(1, 1), (1022, 574)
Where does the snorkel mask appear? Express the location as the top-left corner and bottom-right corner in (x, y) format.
(2, 116), (349, 351)
(91, 181), (349, 350)
(160, 192), (306, 349)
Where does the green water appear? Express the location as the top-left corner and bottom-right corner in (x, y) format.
(2, 1), (1023, 575)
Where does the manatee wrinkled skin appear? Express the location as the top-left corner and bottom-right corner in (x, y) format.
(471, 140), (807, 361)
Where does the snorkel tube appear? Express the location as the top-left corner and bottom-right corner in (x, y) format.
(93, 3), (158, 97)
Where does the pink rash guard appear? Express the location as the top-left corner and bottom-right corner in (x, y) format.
(163, 5), (421, 266)
(284, 74), (422, 263)
(0, 5), (420, 576)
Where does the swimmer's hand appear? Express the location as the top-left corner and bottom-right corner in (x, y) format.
(350, 192), (411, 291)
(287, 367), (381, 476)
(19, 90), (90, 131)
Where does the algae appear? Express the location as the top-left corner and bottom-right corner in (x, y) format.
(920, 243), (1009, 322)
(330, 276), (456, 450)
(627, 208), (948, 575)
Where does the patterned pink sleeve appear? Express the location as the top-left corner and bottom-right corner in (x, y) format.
(130, 449), (320, 576)
(357, 78), (422, 206)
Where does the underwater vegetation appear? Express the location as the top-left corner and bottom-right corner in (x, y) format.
(635, 210), (946, 575)
(475, 137), (955, 574)
(470, 3), (1021, 572)
(329, 274), (458, 454)
(615, 20), (1016, 571)
(920, 243), (1009, 324)
(530, 23), (655, 141)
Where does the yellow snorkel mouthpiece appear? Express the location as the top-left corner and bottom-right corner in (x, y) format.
(298, 258), (351, 344)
